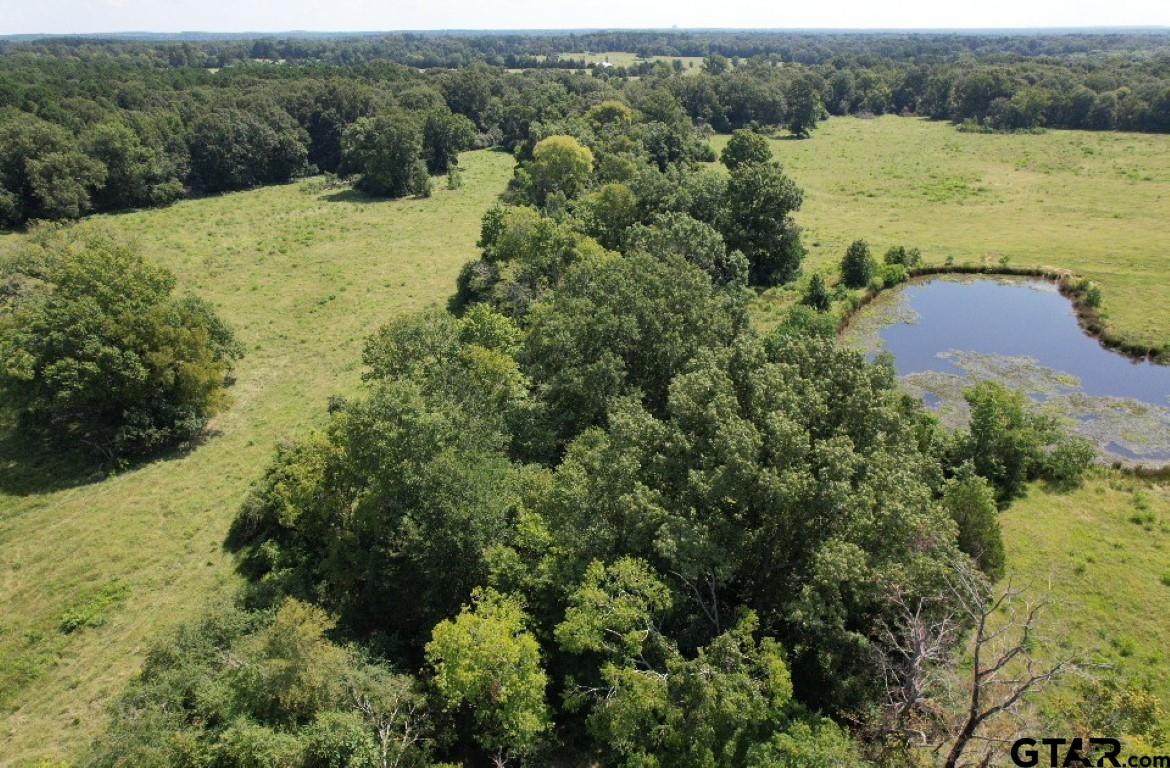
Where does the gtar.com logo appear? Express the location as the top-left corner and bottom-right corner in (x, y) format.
(1010, 737), (1170, 767)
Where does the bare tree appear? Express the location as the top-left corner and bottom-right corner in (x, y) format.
(348, 668), (430, 768)
(874, 591), (959, 752)
(875, 559), (1074, 768)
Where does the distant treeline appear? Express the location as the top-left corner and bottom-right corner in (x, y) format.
(2, 30), (1170, 228)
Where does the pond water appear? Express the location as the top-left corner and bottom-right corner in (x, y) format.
(844, 276), (1170, 465)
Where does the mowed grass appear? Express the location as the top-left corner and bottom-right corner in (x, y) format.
(553, 51), (707, 74)
(1002, 474), (1170, 714)
(0, 149), (514, 765)
(711, 117), (1170, 350)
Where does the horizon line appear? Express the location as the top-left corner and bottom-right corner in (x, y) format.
(4, 25), (1170, 39)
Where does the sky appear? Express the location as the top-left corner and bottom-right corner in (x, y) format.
(2, 0), (1169, 36)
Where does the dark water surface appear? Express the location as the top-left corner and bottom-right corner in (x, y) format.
(878, 279), (1170, 406)
(850, 277), (1170, 464)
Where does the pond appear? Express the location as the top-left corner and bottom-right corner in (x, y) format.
(843, 276), (1170, 465)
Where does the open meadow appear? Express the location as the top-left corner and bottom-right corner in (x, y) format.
(712, 117), (1170, 351)
(549, 50), (706, 73)
(0, 150), (514, 764)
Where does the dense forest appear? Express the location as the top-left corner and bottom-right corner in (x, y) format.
(1, 29), (1166, 768)
(3, 30), (1170, 229)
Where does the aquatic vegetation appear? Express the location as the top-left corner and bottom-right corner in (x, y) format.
(849, 278), (1170, 465)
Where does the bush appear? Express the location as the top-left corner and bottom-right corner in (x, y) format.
(840, 239), (876, 288)
(1043, 435), (1096, 488)
(0, 228), (241, 459)
(878, 262), (909, 287)
(801, 272), (832, 311)
(883, 244), (922, 267)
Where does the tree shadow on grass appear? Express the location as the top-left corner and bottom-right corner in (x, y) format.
(0, 416), (222, 497)
(321, 188), (386, 204)
(0, 424), (106, 496)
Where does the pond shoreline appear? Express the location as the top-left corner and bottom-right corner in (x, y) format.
(837, 268), (1170, 473)
(837, 264), (1169, 366)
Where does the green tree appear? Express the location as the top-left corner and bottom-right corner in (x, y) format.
(720, 161), (805, 286)
(535, 330), (963, 708)
(942, 463), (1005, 579)
(801, 272), (831, 312)
(563, 607), (795, 768)
(785, 75), (823, 137)
(703, 54), (730, 75)
(231, 310), (532, 647)
(187, 107), (307, 193)
(422, 109), (477, 175)
(82, 120), (183, 211)
(473, 204), (608, 317)
(301, 712), (379, 768)
(342, 111), (430, 198)
(840, 239), (876, 288)
(960, 381), (1058, 502)
(26, 150), (107, 221)
(527, 135), (594, 205)
(573, 182), (638, 251)
(0, 228), (240, 458)
(720, 129), (773, 170)
(586, 100), (636, 130)
(235, 599), (350, 724)
(522, 251), (747, 441)
(426, 589), (550, 764)
(627, 211), (748, 286)
(0, 113), (104, 225)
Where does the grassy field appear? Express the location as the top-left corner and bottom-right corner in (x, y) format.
(551, 51), (706, 74)
(0, 150), (514, 765)
(1002, 473), (1170, 724)
(711, 117), (1170, 350)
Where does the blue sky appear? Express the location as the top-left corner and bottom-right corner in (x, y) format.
(2, 0), (1168, 36)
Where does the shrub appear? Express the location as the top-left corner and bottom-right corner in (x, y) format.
(1043, 435), (1096, 489)
(801, 272), (832, 312)
(883, 244), (922, 267)
(59, 580), (130, 633)
(840, 239), (876, 288)
(0, 228), (241, 459)
(446, 166), (463, 190)
(878, 262), (909, 287)
(1078, 279), (1103, 308)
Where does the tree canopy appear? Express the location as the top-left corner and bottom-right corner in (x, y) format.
(0, 227), (240, 458)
